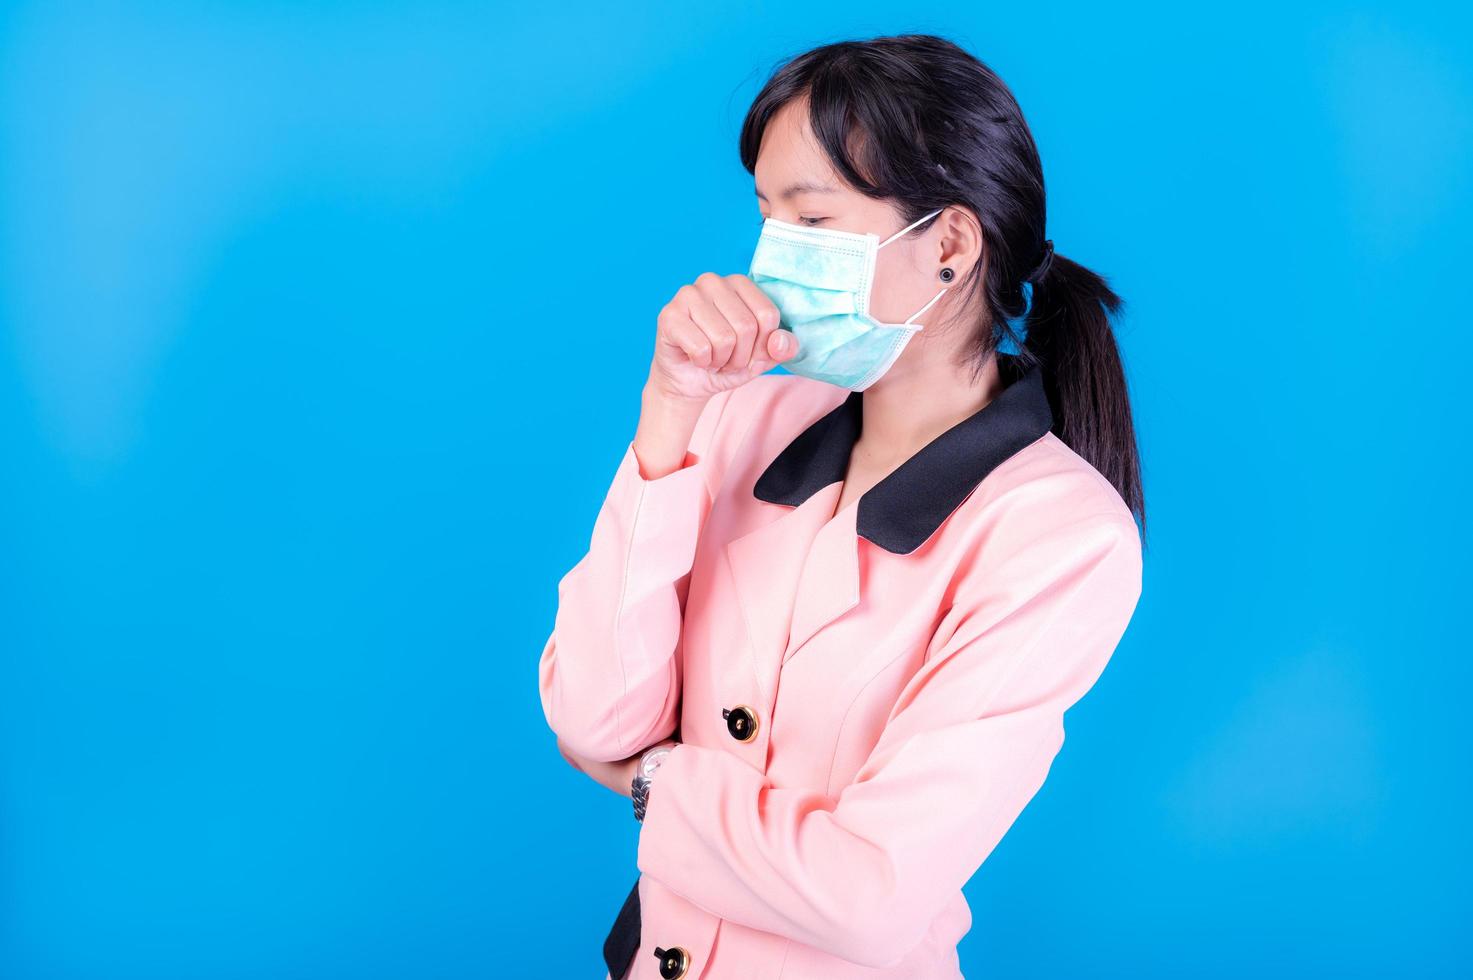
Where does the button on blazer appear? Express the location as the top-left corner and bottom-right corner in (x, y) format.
(538, 365), (1143, 980)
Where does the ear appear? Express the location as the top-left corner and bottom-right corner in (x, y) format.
(934, 205), (986, 281)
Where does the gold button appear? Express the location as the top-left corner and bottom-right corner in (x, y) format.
(722, 704), (759, 742)
(653, 944), (691, 979)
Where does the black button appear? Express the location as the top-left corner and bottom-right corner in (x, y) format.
(653, 945), (690, 979)
(722, 705), (759, 742)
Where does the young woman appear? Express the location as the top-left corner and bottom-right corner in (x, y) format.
(538, 33), (1145, 980)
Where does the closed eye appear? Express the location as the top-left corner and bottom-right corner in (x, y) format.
(756, 216), (828, 228)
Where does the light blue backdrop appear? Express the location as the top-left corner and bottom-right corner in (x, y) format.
(2, 2), (1468, 977)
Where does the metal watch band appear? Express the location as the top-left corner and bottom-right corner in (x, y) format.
(632, 772), (652, 823)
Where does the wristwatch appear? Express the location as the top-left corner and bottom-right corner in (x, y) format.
(631, 743), (674, 823)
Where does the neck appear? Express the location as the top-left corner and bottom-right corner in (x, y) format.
(855, 353), (1004, 469)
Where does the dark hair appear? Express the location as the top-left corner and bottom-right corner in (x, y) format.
(738, 33), (1146, 535)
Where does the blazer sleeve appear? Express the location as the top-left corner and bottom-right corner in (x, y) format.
(634, 504), (1143, 968)
(537, 386), (738, 764)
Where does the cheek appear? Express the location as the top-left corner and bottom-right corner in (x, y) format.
(869, 247), (933, 322)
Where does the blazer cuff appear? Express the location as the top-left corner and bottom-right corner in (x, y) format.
(608, 439), (712, 600)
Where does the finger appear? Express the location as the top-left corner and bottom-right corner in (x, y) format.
(684, 287), (738, 372)
(725, 274), (787, 368)
(696, 273), (757, 373)
(664, 311), (714, 369)
(765, 327), (798, 363)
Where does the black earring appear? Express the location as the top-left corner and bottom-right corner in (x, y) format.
(939, 267), (955, 283)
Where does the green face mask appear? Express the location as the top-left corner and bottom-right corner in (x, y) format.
(748, 208), (947, 391)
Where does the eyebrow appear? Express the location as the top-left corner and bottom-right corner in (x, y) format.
(754, 179), (839, 201)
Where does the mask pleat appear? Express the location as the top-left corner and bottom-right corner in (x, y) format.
(749, 277), (858, 320)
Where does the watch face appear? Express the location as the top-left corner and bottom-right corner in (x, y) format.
(640, 746), (673, 777)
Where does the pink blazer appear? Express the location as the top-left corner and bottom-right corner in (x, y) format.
(538, 366), (1142, 980)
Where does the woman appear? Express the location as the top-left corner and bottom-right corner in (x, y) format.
(538, 33), (1144, 980)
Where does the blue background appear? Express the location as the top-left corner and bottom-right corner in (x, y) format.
(2, 2), (1468, 977)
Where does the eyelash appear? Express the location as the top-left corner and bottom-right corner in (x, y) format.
(759, 216), (826, 227)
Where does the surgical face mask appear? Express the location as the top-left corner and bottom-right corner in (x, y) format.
(748, 208), (947, 391)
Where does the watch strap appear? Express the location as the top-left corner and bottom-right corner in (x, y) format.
(632, 773), (651, 822)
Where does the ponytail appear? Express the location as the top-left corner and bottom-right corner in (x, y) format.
(1011, 252), (1145, 537)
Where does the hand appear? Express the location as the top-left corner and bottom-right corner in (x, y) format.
(647, 272), (798, 404)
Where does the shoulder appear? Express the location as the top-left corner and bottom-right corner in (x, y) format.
(960, 431), (1141, 582)
(981, 432), (1137, 532)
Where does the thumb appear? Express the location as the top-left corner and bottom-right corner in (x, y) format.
(768, 329), (797, 361)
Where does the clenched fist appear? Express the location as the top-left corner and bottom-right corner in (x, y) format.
(647, 272), (798, 403)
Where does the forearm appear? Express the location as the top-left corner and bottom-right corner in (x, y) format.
(537, 390), (735, 763)
(556, 736), (680, 799)
(633, 382), (708, 479)
(556, 737), (634, 796)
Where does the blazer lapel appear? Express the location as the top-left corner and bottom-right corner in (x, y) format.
(784, 498), (861, 663)
(724, 481), (861, 712)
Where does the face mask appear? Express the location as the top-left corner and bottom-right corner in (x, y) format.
(748, 208), (947, 391)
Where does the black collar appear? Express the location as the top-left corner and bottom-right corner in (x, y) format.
(752, 365), (1054, 555)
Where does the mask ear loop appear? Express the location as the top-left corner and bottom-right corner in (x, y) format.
(902, 286), (949, 327)
(877, 207), (949, 327)
(877, 207), (945, 249)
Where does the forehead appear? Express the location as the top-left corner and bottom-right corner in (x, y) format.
(753, 100), (844, 201)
